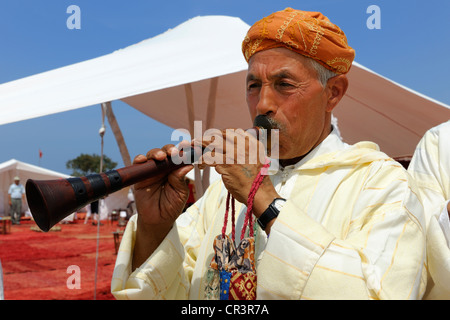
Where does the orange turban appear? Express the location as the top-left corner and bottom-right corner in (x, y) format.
(242, 8), (355, 74)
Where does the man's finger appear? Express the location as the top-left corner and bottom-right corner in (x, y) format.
(133, 154), (148, 164)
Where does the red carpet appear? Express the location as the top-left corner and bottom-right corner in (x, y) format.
(0, 218), (124, 300)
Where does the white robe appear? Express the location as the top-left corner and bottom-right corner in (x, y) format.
(111, 130), (427, 299)
(408, 120), (450, 299)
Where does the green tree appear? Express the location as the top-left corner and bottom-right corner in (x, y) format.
(66, 153), (118, 177)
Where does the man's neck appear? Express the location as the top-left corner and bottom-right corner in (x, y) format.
(278, 125), (334, 168)
(279, 155), (307, 168)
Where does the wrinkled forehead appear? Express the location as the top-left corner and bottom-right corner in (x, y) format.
(246, 48), (318, 81)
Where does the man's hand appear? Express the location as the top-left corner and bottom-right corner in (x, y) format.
(197, 128), (279, 220)
(132, 144), (193, 270)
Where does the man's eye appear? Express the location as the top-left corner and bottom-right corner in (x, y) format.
(247, 82), (260, 90)
(279, 82), (293, 87)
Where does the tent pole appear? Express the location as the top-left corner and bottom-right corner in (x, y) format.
(205, 77), (219, 128)
(103, 102), (132, 167)
(202, 77), (219, 193)
(94, 104), (106, 300)
(184, 84), (195, 138)
(184, 84), (204, 198)
(103, 101), (135, 202)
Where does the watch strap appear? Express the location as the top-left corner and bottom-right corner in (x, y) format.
(257, 198), (286, 231)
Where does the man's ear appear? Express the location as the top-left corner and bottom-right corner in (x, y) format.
(325, 74), (348, 112)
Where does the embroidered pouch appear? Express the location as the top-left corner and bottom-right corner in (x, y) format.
(229, 270), (257, 300)
(204, 159), (269, 300)
(204, 268), (220, 300)
(207, 233), (257, 300)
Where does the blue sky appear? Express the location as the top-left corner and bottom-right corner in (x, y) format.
(0, 0), (449, 175)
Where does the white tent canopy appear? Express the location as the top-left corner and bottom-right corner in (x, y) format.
(335, 62), (450, 159)
(0, 15), (251, 130)
(0, 15), (449, 173)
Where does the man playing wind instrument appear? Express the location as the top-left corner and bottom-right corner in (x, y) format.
(111, 8), (426, 300)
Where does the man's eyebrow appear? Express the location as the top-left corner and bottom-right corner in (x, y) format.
(246, 73), (257, 83)
(269, 70), (297, 80)
(246, 70), (297, 83)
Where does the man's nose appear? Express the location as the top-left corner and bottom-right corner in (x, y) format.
(255, 85), (278, 116)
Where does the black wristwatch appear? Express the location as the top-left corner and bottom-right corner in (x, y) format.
(257, 198), (286, 231)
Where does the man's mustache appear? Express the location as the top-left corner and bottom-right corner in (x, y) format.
(253, 114), (284, 132)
